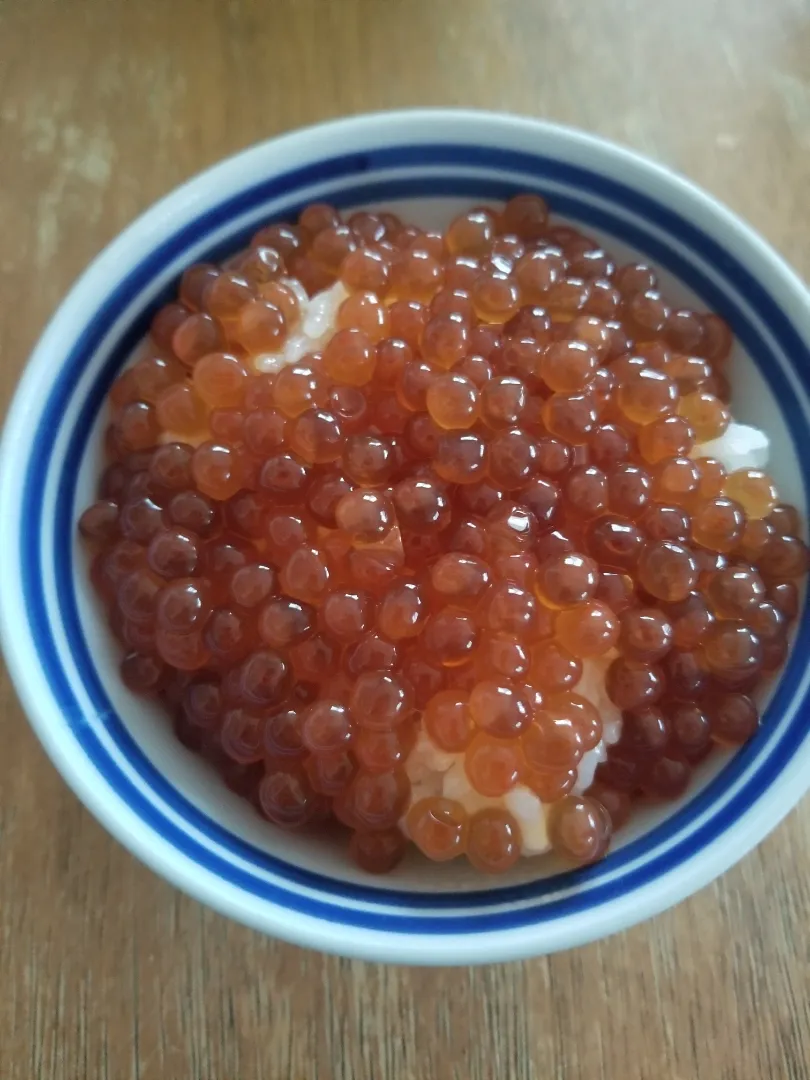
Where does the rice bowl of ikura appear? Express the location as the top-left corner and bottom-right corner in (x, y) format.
(1, 110), (810, 965)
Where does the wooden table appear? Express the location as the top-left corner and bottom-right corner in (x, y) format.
(2, 1), (810, 1076)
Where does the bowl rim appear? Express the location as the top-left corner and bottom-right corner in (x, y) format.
(2, 107), (810, 964)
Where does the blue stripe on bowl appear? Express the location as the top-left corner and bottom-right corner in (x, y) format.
(20, 143), (810, 934)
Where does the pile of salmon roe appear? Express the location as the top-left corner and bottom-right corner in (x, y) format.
(79, 194), (808, 875)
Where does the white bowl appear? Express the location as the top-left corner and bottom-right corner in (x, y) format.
(1, 109), (809, 965)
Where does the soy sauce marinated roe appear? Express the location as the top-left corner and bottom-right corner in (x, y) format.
(80, 194), (808, 875)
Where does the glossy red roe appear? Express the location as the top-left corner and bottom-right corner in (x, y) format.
(80, 196), (806, 880)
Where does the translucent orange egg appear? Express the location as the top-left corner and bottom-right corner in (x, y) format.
(541, 391), (598, 445)
(234, 245), (284, 286)
(390, 249), (444, 303)
(421, 312), (470, 369)
(407, 798), (468, 861)
(339, 247), (392, 295)
(691, 497), (746, 553)
(279, 546), (331, 604)
(549, 796), (612, 863)
(470, 271), (521, 324)
(513, 249), (559, 303)
(349, 672), (412, 732)
(337, 291), (389, 341)
(540, 340), (599, 393)
(638, 415), (695, 463)
(466, 809), (521, 873)
(555, 601), (619, 658)
(289, 408), (343, 465)
(464, 733), (522, 796)
(546, 277), (590, 322)
(422, 608), (478, 666)
(192, 352), (248, 407)
(723, 469), (778, 520)
(310, 224), (357, 275)
(678, 391), (730, 442)
(323, 328), (377, 386)
(617, 368), (678, 424)
(423, 690), (473, 752)
(233, 299), (287, 354)
(637, 541), (699, 602)
(426, 372), (480, 430)
(433, 432), (487, 484)
(649, 457), (701, 511)
(534, 553), (599, 609)
(501, 194), (549, 240)
(468, 680), (531, 738)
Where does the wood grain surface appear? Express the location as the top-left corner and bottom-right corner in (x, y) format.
(2, 1), (810, 1076)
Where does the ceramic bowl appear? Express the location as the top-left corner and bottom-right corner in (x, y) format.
(1, 110), (808, 964)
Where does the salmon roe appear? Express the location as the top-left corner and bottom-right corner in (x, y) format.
(80, 194), (806, 876)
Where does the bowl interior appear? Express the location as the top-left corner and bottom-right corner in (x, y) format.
(73, 193), (805, 893)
